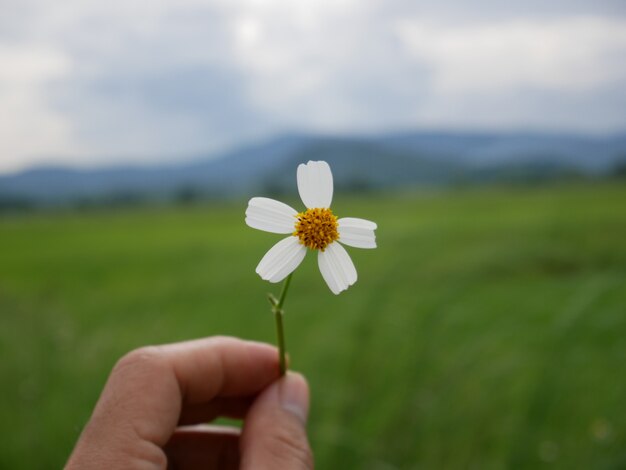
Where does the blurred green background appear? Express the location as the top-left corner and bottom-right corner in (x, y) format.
(1, 182), (625, 469)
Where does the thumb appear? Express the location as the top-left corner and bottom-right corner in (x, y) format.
(240, 372), (313, 469)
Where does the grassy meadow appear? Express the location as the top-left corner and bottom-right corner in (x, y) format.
(1, 182), (625, 469)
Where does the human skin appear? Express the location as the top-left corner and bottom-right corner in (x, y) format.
(66, 336), (313, 469)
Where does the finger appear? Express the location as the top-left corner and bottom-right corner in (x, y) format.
(78, 337), (280, 448)
(240, 372), (313, 470)
(165, 425), (240, 470)
(179, 396), (254, 425)
(160, 336), (280, 403)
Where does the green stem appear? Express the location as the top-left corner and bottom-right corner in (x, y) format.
(274, 308), (287, 376)
(277, 272), (293, 310)
(273, 273), (293, 376)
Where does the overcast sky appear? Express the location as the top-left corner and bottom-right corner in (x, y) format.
(1, 0), (625, 173)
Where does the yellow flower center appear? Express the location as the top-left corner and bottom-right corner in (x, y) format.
(294, 207), (339, 251)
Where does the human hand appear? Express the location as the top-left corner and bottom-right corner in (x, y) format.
(66, 336), (312, 469)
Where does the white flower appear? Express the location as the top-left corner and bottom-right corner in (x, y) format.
(245, 160), (377, 294)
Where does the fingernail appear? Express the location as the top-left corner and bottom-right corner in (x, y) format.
(279, 372), (310, 423)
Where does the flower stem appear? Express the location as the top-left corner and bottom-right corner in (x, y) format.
(274, 309), (287, 376)
(272, 273), (293, 376)
(277, 272), (293, 310)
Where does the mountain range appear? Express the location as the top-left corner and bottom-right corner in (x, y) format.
(1, 130), (625, 207)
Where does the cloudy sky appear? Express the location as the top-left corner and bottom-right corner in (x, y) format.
(1, 0), (625, 173)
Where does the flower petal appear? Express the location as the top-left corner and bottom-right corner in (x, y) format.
(297, 160), (333, 209)
(318, 242), (357, 294)
(245, 197), (298, 234)
(256, 236), (307, 283)
(338, 217), (377, 249)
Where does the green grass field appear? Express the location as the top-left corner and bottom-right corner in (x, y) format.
(1, 182), (625, 469)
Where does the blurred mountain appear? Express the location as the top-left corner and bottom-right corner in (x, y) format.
(1, 131), (625, 207)
(380, 131), (626, 171)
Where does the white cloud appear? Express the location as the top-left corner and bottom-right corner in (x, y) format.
(0, 44), (85, 173)
(227, 0), (420, 133)
(394, 16), (626, 93)
(0, 1), (625, 173)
